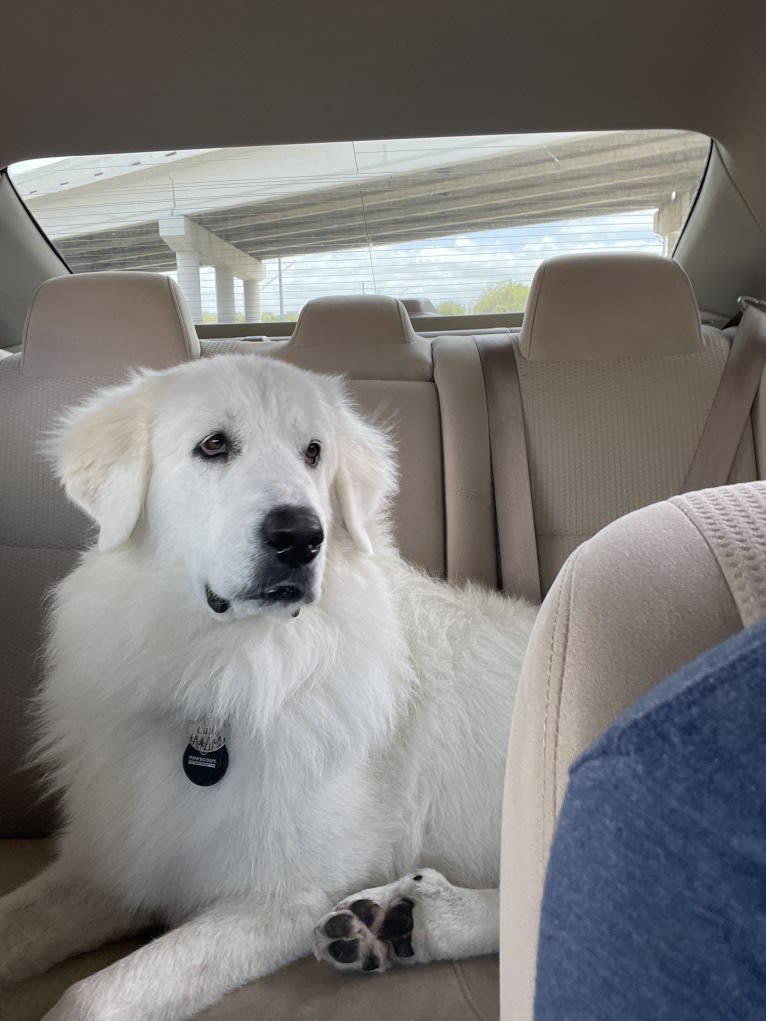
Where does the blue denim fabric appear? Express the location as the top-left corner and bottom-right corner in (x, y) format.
(534, 616), (766, 1021)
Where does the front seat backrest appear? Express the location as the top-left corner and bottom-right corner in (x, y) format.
(499, 481), (766, 1021)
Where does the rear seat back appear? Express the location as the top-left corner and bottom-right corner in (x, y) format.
(0, 272), (199, 837)
(502, 253), (759, 593)
(4, 260), (763, 840)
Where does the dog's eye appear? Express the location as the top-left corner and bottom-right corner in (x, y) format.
(304, 440), (322, 467)
(195, 433), (229, 459)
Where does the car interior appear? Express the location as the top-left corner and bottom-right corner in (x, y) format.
(2, 0), (766, 1018)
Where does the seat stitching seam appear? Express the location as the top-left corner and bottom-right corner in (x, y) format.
(541, 556), (572, 871)
(451, 959), (493, 1021)
(549, 550), (578, 825)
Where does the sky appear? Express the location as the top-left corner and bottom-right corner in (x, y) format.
(195, 211), (663, 317)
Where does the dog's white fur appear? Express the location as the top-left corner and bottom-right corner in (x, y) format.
(0, 356), (536, 1021)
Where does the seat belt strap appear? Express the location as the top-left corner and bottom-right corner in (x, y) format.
(684, 297), (766, 492)
(432, 335), (501, 589)
(475, 336), (541, 604)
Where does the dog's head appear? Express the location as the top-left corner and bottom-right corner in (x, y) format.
(52, 356), (396, 621)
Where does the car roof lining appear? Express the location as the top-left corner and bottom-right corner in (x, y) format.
(2, 0), (763, 165)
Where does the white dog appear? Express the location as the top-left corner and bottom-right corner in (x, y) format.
(0, 355), (536, 1021)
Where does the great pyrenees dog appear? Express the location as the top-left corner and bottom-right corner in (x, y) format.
(0, 355), (536, 1021)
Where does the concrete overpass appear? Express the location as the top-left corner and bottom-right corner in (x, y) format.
(13, 130), (708, 321)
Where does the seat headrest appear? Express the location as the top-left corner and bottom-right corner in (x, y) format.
(22, 272), (200, 379)
(519, 253), (704, 361)
(400, 297), (437, 316)
(290, 295), (420, 347)
(279, 295), (433, 380)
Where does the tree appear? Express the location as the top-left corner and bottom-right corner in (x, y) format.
(474, 280), (530, 313)
(435, 300), (467, 316)
(259, 311), (299, 322)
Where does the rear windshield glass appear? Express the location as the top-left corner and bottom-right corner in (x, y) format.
(9, 130), (709, 325)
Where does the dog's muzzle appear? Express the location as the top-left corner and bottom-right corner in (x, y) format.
(205, 505), (324, 617)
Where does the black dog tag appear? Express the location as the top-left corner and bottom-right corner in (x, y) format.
(183, 720), (230, 787)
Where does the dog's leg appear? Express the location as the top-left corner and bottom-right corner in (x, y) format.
(0, 859), (144, 987)
(313, 869), (499, 973)
(41, 892), (327, 1021)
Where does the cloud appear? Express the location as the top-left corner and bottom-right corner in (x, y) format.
(250, 210), (663, 313)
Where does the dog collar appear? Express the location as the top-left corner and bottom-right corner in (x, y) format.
(183, 718), (230, 786)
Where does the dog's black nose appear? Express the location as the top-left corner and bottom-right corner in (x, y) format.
(262, 506), (324, 568)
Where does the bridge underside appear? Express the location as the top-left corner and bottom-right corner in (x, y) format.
(50, 130), (707, 320)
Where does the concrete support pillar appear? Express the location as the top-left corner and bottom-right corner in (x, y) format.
(175, 251), (202, 323)
(653, 190), (692, 257)
(215, 267), (237, 323)
(160, 215), (262, 324)
(243, 277), (261, 321)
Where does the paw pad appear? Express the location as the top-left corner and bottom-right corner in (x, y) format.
(314, 895), (416, 973)
(328, 938), (360, 963)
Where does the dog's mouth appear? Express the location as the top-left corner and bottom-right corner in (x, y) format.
(205, 582), (308, 618)
(205, 585), (231, 614)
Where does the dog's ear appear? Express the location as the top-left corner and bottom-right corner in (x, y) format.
(51, 376), (153, 552)
(324, 379), (397, 555)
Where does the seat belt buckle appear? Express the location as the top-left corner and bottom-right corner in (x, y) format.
(737, 295), (766, 314)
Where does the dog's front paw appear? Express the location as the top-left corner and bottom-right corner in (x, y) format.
(313, 868), (453, 973)
(313, 895), (415, 973)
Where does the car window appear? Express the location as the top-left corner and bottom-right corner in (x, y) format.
(9, 130), (709, 326)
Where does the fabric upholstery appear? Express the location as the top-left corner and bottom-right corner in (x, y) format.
(1, 275), (200, 837)
(519, 253), (703, 361)
(499, 482), (766, 1021)
(0, 356), (114, 836)
(676, 484), (766, 627)
(515, 332), (757, 592)
(205, 336), (433, 380)
(279, 295), (433, 380)
(22, 272), (200, 379)
(291, 295), (420, 348)
(0, 545), (76, 836)
(201, 338), (287, 357)
(348, 380), (446, 579)
(0, 842), (500, 1021)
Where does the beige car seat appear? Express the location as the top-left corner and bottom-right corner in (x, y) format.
(484, 252), (763, 600)
(500, 480), (766, 1021)
(0, 271), (199, 838)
